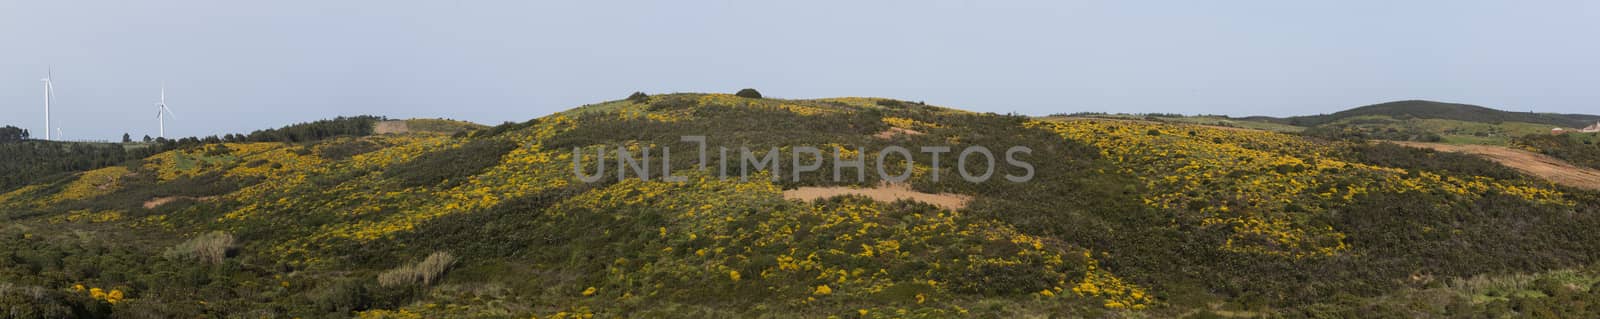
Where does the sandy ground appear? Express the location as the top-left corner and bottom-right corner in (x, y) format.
(374, 120), (410, 134)
(783, 183), (971, 210)
(1388, 141), (1600, 190)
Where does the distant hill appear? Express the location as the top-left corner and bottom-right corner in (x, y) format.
(1283, 100), (1600, 128)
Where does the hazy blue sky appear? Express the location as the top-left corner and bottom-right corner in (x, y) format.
(2, 1), (1597, 140)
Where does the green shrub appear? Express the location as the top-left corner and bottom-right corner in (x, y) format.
(627, 91), (650, 104)
(384, 139), (516, 188)
(647, 95), (698, 112)
(1343, 143), (1522, 180)
(317, 139), (383, 160)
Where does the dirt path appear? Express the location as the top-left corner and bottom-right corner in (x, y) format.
(143, 196), (218, 209)
(783, 183), (971, 210)
(1388, 141), (1600, 190)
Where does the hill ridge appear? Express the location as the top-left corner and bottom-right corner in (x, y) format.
(1287, 99), (1600, 127)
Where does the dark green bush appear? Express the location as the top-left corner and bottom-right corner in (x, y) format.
(627, 91), (650, 104)
(317, 139), (383, 160)
(734, 88), (762, 99)
(383, 139), (516, 188)
(1342, 143), (1522, 180)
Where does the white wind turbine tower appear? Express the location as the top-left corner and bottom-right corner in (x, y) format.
(40, 68), (56, 141)
(156, 82), (176, 138)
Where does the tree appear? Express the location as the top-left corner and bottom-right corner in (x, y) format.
(735, 88), (762, 99)
(123, 133), (133, 143)
(21, 129), (28, 140)
(143, 135), (153, 143)
(627, 91), (650, 104)
(0, 126), (24, 143)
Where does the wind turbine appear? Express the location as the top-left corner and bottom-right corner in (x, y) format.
(156, 82), (175, 138)
(40, 68), (55, 141)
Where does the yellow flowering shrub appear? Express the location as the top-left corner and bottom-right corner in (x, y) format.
(73, 285), (127, 304)
(1068, 251), (1151, 309)
(538, 168), (1151, 310)
(882, 117), (942, 130)
(53, 166), (131, 202)
(52, 209), (123, 223)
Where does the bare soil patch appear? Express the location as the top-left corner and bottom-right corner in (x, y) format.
(1388, 141), (1600, 190)
(375, 120), (410, 134)
(143, 196), (218, 209)
(783, 183), (971, 210)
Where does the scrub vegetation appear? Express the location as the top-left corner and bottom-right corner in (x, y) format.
(1, 93), (1598, 318)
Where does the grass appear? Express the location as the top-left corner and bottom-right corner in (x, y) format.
(378, 251), (458, 287)
(162, 231), (236, 265)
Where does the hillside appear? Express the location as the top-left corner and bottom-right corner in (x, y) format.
(1241, 100), (1597, 146)
(3, 93), (1600, 318)
(1385, 141), (1600, 190)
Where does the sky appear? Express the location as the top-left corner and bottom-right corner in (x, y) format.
(1, 1), (1597, 140)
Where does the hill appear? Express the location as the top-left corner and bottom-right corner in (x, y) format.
(1285, 100), (1600, 128)
(1255, 100), (1598, 146)
(2, 93), (1600, 318)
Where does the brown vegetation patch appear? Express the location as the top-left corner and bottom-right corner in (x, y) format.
(873, 127), (924, 140)
(1388, 141), (1600, 190)
(783, 183), (971, 210)
(143, 196), (218, 209)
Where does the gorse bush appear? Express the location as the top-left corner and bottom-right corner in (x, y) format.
(378, 251), (456, 287)
(163, 231), (236, 265)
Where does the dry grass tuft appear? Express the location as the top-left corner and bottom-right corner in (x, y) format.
(163, 231), (236, 265)
(379, 251), (457, 287)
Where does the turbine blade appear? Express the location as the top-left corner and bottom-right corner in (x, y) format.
(46, 68), (55, 99)
(163, 105), (176, 120)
